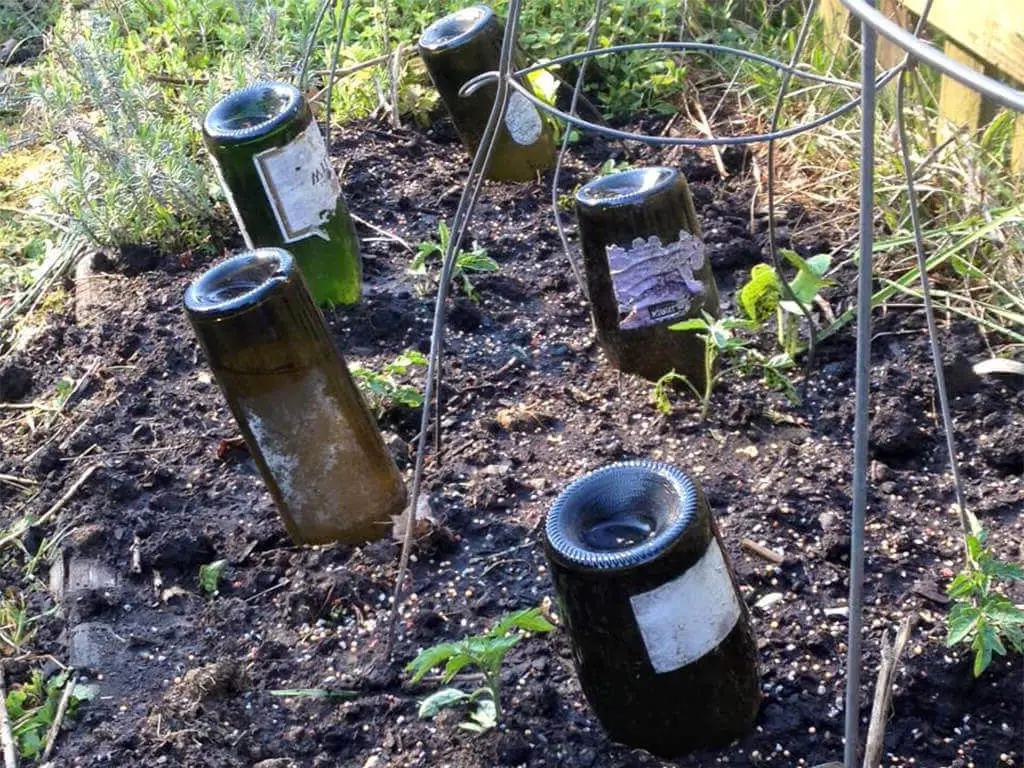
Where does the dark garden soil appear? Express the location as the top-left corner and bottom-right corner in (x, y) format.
(0, 116), (1022, 768)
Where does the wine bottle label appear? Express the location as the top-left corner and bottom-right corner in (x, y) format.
(607, 231), (707, 330)
(252, 121), (341, 244)
(505, 91), (543, 146)
(629, 539), (741, 674)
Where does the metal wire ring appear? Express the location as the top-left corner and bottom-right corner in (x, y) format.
(840, 0), (1024, 112)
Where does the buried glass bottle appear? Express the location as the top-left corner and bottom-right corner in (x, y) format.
(203, 82), (362, 306)
(575, 166), (720, 384)
(184, 248), (406, 546)
(543, 461), (760, 757)
(418, 4), (555, 182)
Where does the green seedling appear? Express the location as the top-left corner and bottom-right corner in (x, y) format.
(946, 529), (1024, 676)
(663, 312), (799, 417)
(411, 221), (498, 301)
(5, 668), (95, 760)
(738, 250), (833, 358)
(666, 312), (756, 418)
(0, 591), (38, 656)
(406, 607), (554, 733)
(350, 349), (427, 417)
(198, 558), (228, 596)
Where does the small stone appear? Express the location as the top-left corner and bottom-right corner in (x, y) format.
(754, 592), (784, 611)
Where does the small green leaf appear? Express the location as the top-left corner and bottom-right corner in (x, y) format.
(946, 603), (980, 646)
(418, 687), (470, 719)
(459, 697), (498, 732)
(668, 318), (708, 332)
(441, 654), (475, 684)
(406, 643), (461, 682)
(489, 607), (555, 636)
(738, 263), (780, 323)
(982, 595), (1024, 625)
(983, 559), (1024, 581)
(199, 559), (227, 595)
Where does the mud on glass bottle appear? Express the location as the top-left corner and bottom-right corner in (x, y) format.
(203, 82), (362, 306)
(184, 248), (406, 545)
(419, 4), (555, 183)
(543, 461), (760, 757)
(575, 166), (720, 385)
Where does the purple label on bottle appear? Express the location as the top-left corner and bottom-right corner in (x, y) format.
(606, 231), (707, 330)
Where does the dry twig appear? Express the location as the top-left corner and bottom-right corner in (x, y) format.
(740, 538), (785, 565)
(862, 616), (914, 768)
(0, 464), (100, 551)
(40, 671), (77, 762)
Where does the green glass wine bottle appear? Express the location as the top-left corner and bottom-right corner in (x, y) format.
(184, 248), (406, 545)
(203, 82), (362, 306)
(575, 166), (720, 385)
(419, 5), (555, 183)
(543, 461), (760, 757)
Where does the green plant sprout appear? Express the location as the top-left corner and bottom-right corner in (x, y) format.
(945, 528), (1024, 677)
(350, 349), (427, 417)
(406, 607), (554, 733)
(662, 311), (799, 417)
(410, 221), (498, 301)
(737, 250), (833, 358)
(5, 668), (95, 760)
(199, 559), (228, 596)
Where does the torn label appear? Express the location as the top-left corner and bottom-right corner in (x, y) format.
(607, 231), (707, 330)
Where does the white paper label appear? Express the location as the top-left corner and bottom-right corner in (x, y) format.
(629, 539), (741, 674)
(607, 231), (707, 330)
(252, 121), (341, 243)
(505, 91), (543, 146)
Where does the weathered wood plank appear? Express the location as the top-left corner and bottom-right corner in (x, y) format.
(937, 41), (993, 139)
(1012, 114), (1024, 174)
(897, 0), (1024, 84)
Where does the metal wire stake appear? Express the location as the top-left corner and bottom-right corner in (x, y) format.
(844, 5), (877, 765)
(385, 0), (526, 658)
(895, 70), (971, 538)
(550, 0), (606, 298)
(323, 0), (354, 149)
(766, 0), (819, 395)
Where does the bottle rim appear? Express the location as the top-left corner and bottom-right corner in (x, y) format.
(575, 166), (679, 210)
(185, 248), (294, 317)
(545, 460), (699, 570)
(203, 82), (304, 145)
(419, 5), (494, 52)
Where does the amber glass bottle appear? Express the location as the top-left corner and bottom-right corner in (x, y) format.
(184, 248), (406, 545)
(543, 461), (760, 757)
(419, 5), (555, 182)
(575, 166), (720, 384)
(203, 82), (362, 306)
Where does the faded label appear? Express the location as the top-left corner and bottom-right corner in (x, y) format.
(253, 120), (340, 243)
(629, 539), (741, 674)
(607, 231), (707, 330)
(505, 91), (543, 146)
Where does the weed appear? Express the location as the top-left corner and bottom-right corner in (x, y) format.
(406, 607), (554, 732)
(350, 349), (427, 416)
(946, 529), (1024, 677)
(410, 221), (498, 301)
(199, 558), (228, 596)
(0, 591), (38, 656)
(5, 668), (94, 760)
(664, 310), (799, 418)
(737, 250), (832, 358)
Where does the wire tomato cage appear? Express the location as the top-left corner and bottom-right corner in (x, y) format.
(368, 0), (1024, 764)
